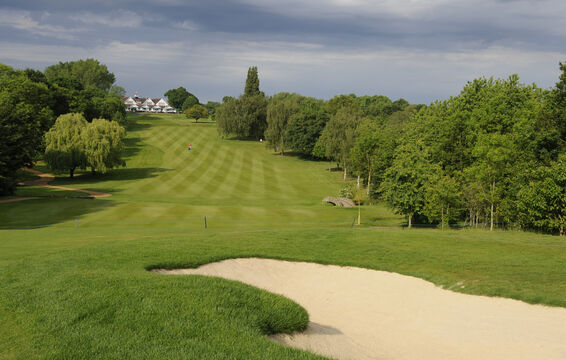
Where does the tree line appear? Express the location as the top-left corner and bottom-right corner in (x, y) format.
(0, 59), (127, 194)
(163, 86), (220, 121)
(216, 64), (566, 235)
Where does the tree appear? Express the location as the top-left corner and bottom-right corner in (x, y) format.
(325, 94), (358, 116)
(423, 172), (462, 229)
(205, 101), (221, 120)
(317, 107), (364, 180)
(109, 84), (126, 97)
(380, 140), (435, 228)
(353, 187), (368, 225)
(516, 155), (566, 235)
(285, 98), (329, 157)
(181, 93), (200, 111)
(356, 95), (392, 119)
(216, 98), (241, 138)
(350, 121), (381, 194)
(83, 119), (126, 174)
(244, 66), (261, 97)
(241, 94), (268, 139)
(185, 104), (209, 122)
(44, 59), (115, 92)
(164, 87), (190, 109)
(44, 113), (88, 178)
(0, 65), (55, 194)
(265, 93), (301, 154)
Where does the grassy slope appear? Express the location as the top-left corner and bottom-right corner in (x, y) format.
(1, 113), (565, 359)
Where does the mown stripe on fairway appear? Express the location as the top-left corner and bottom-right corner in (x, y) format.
(261, 157), (280, 201)
(199, 146), (234, 198)
(170, 134), (228, 196)
(232, 150), (253, 200)
(170, 142), (221, 197)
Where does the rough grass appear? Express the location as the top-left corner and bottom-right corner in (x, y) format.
(1, 113), (565, 359)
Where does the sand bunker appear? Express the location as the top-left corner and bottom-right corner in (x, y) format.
(153, 258), (566, 360)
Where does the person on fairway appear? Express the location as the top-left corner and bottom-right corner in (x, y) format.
(188, 144), (192, 151)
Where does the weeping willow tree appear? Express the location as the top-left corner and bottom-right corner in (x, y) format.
(82, 118), (126, 174)
(45, 113), (126, 177)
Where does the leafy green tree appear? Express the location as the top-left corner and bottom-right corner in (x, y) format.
(216, 67), (267, 140)
(317, 107), (364, 180)
(109, 84), (126, 97)
(44, 59), (115, 92)
(181, 94), (200, 111)
(241, 95), (268, 139)
(391, 98), (410, 113)
(265, 93), (301, 154)
(0, 65), (55, 194)
(285, 98), (329, 157)
(91, 93), (127, 124)
(222, 96), (235, 104)
(516, 155), (566, 235)
(423, 172), (462, 229)
(164, 87), (191, 109)
(216, 98), (250, 139)
(244, 66), (261, 97)
(205, 101), (221, 120)
(44, 113), (88, 178)
(356, 95), (393, 119)
(464, 133), (514, 231)
(541, 61), (566, 147)
(185, 104), (209, 122)
(380, 140), (435, 228)
(83, 119), (126, 174)
(350, 121), (381, 194)
(325, 94), (358, 116)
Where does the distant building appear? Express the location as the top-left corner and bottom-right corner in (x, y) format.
(122, 92), (176, 113)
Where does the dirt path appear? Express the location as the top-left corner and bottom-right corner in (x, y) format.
(0, 168), (111, 203)
(154, 258), (566, 360)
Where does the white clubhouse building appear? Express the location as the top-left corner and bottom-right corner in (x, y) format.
(122, 93), (176, 113)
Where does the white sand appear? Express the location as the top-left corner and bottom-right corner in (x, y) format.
(153, 258), (566, 360)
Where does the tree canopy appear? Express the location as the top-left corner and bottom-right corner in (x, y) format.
(185, 104), (209, 122)
(45, 113), (126, 178)
(244, 66), (261, 97)
(216, 67), (267, 139)
(0, 65), (55, 194)
(44, 59), (115, 92)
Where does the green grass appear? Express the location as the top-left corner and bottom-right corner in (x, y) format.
(1, 113), (565, 359)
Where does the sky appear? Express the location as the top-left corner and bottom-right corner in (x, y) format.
(1, 0), (565, 104)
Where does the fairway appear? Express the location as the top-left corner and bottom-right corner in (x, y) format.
(2, 113), (391, 229)
(1, 114), (566, 359)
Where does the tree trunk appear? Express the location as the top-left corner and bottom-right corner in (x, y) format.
(490, 202), (494, 231)
(357, 175), (360, 189)
(441, 206), (444, 229)
(490, 180), (496, 231)
(70, 167), (75, 178)
(343, 165), (347, 181)
(367, 170), (372, 196)
(91, 167), (96, 176)
(357, 203), (361, 225)
(408, 214), (412, 228)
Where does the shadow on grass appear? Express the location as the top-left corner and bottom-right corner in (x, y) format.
(123, 136), (144, 159)
(51, 167), (170, 185)
(0, 197), (114, 229)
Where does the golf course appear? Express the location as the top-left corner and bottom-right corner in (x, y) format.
(2, 113), (566, 359)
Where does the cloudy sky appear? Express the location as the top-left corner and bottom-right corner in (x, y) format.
(1, 0), (565, 104)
